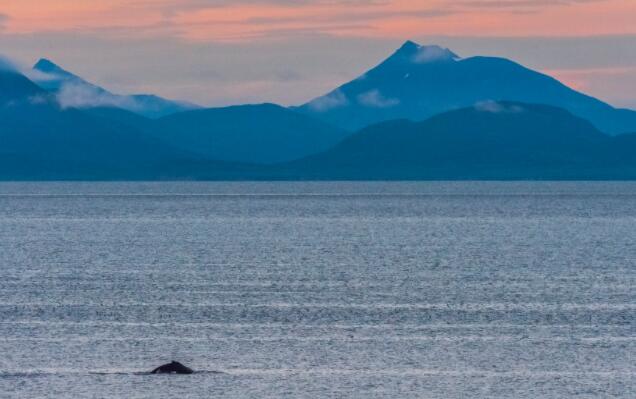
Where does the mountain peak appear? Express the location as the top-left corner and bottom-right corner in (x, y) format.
(392, 41), (459, 64)
(398, 40), (420, 52)
(33, 58), (79, 81)
(31, 58), (97, 96)
(34, 58), (62, 72)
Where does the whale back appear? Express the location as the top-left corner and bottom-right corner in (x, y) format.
(151, 361), (194, 374)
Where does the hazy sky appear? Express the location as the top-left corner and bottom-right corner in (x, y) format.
(1, 0), (635, 108)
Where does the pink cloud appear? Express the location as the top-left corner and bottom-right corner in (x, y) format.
(2, 0), (635, 41)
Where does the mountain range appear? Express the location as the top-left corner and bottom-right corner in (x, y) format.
(1, 40), (635, 180)
(0, 69), (240, 180)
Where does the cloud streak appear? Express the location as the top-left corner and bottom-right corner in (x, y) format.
(474, 100), (524, 113)
(1, 0), (634, 42)
(307, 89), (349, 111)
(357, 89), (400, 108)
(55, 83), (113, 109)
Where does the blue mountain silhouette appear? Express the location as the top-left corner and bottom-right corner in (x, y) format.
(290, 101), (636, 179)
(0, 68), (251, 179)
(3, 44), (636, 180)
(145, 103), (350, 164)
(297, 40), (636, 135)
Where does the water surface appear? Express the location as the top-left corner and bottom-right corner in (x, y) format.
(0, 182), (635, 398)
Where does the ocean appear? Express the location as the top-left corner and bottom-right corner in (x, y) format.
(1, 182), (635, 398)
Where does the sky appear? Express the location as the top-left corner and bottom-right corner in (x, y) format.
(0, 0), (635, 108)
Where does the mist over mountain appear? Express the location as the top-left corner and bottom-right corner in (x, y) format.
(297, 40), (636, 135)
(0, 67), (347, 178)
(0, 68), (251, 179)
(31, 59), (199, 118)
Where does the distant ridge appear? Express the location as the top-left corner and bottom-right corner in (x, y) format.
(288, 101), (636, 180)
(297, 40), (636, 135)
(145, 103), (350, 164)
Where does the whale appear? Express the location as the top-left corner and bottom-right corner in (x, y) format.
(151, 361), (194, 374)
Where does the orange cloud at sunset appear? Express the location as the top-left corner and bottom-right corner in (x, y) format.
(1, 0), (635, 41)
